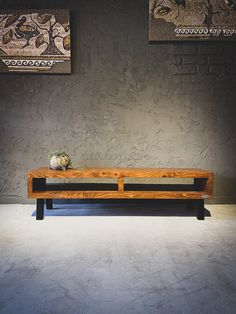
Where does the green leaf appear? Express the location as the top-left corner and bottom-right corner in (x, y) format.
(63, 35), (70, 51)
(35, 34), (45, 48)
(37, 13), (52, 24)
(3, 30), (13, 44)
(4, 14), (20, 28)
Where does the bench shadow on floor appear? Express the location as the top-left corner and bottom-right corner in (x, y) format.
(31, 200), (211, 217)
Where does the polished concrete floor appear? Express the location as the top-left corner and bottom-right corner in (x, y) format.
(0, 203), (236, 314)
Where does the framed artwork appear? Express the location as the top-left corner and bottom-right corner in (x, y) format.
(0, 9), (70, 73)
(149, 0), (236, 41)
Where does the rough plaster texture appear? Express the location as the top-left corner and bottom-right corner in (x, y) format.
(0, 0), (236, 203)
(0, 204), (236, 314)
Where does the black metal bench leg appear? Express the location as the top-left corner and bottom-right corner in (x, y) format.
(196, 200), (205, 220)
(36, 199), (44, 220)
(46, 199), (53, 210)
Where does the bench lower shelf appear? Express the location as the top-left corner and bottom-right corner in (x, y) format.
(32, 190), (209, 199)
(30, 183), (210, 199)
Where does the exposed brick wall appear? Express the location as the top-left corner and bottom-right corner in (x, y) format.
(172, 44), (236, 83)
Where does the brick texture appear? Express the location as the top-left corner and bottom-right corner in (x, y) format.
(172, 44), (236, 80)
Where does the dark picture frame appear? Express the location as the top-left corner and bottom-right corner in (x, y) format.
(149, 0), (236, 42)
(0, 9), (71, 73)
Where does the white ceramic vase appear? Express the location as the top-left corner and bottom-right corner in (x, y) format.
(49, 155), (70, 171)
(49, 156), (60, 170)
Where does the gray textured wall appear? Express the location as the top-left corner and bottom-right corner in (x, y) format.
(0, 0), (236, 203)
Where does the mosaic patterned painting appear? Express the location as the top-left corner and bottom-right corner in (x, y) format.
(149, 0), (236, 41)
(0, 9), (70, 73)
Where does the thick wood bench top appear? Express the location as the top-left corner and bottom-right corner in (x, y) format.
(28, 167), (214, 179)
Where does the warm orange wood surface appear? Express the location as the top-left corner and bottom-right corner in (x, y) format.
(28, 191), (210, 199)
(27, 167), (214, 199)
(28, 167), (214, 178)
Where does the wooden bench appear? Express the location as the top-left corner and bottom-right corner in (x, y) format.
(27, 167), (214, 220)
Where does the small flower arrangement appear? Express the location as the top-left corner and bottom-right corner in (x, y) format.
(49, 150), (72, 171)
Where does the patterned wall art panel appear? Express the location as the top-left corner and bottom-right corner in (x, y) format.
(149, 0), (236, 41)
(0, 9), (70, 73)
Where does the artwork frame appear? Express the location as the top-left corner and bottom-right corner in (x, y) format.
(149, 0), (236, 42)
(0, 9), (71, 73)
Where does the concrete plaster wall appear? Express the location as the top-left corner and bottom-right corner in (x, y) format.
(0, 0), (236, 203)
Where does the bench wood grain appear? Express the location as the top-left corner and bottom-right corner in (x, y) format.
(27, 167), (214, 220)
